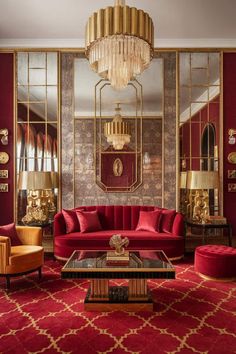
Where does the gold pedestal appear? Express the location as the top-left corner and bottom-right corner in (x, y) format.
(129, 279), (148, 300)
(89, 279), (109, 301)
(85, 279), (152, 311)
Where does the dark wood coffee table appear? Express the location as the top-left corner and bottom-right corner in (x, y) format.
(61, 250), (175, 311)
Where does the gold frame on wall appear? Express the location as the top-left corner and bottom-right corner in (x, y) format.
(94, 79), (143, 193)
(0, 170), (8, 178)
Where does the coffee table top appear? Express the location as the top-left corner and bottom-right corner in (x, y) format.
(61, 250), (175, 280)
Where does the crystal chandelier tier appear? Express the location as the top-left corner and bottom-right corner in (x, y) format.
(85, 0), (154, 90)
(104, 103), (131, 150)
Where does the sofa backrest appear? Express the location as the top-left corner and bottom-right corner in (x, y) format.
(54, 205), (185, 236)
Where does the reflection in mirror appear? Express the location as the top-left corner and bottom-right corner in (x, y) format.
(16, 52), (59, 225)
(74, 55), (163, 197)
(179, 52), (220, 220)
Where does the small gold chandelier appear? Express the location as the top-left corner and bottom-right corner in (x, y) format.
(104, 103), (131, 150)
(85, 0), (154, 90)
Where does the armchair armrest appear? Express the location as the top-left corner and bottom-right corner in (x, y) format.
(0, 236), (10, 273)
(16, 226), (42, 246)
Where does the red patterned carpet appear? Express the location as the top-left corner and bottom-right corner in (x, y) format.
(0, 256), (236, 354)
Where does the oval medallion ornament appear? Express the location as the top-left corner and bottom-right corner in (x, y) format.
(228, 152), (236, 164)
(0, 152), (9, 164)
(113, 158), (123, 176)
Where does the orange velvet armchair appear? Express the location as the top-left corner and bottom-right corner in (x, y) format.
(0, 226), (44, 289)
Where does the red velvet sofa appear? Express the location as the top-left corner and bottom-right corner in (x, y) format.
(54, 206), (185, 261)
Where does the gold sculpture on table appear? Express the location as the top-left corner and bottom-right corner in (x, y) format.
(107, 234), (130, 264)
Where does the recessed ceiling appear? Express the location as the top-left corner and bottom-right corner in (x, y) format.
(0, 0), (236, 48)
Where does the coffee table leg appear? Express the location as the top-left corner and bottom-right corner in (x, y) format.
(129, 279), (148, 300)
(90, 279), (109, 300)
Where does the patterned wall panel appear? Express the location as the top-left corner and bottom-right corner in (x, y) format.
(161, 52), (177, 209)
(61, 53), (176, 209)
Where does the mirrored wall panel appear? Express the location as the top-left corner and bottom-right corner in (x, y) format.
(72, 55), (164, 203)
(16, 52), (59, 225)
(179, 52), (221, 219)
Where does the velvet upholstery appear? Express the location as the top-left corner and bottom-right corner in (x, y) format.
(0, 226), (43, 287)
(136, 210), (162, 232)
(160, 209), (176, 233)
(0, 223), (22, 246)
(62, 209), (80, 233)
(194, 245), (236, 279)
(54, 206), (185, 260)
(76, 210), (102, 233)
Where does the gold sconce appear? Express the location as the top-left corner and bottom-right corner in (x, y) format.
(186, 171), (219, 224)
(0, 129), (8, 145)
(228, 129), (236, 145)
(18, 171), (58, 225)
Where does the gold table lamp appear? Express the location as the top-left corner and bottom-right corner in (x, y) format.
(186, 171), (219, 224)
(18, 171), (55, 225)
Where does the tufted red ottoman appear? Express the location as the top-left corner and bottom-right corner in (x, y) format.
(195, 245), (236, 281)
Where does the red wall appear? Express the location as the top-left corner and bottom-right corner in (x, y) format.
(0, 53), (14, 225)
(223, 53), (236, 234)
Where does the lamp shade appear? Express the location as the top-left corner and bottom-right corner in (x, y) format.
(50, 172), (59, 188)
(186, 171), (219, 190)
(18, 171), (52, 190)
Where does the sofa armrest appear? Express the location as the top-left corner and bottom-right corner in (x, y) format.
(0, 236), (10, 273)
(16, 226), (42, 246)
(172, 213), (185, 236)
(54, 212), (66, 236)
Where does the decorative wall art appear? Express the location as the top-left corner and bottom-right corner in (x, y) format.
(227, 152), (236, 164)
(0, 152), (9, 164)
(228, 183), (236, 192)
(0, 183), (8, 192)
(94, 80), (143, 193)
(228, 128), (236, 145)
(228, 170), (236, 179)
(0, 170), (8, 178)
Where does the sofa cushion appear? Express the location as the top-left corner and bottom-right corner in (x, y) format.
(76, 210), (102, 233)
(0, 223), (22, 246)
(160, 209), (176, 233)
(136, 210), (162, 232)
(62, 209), (80, 234)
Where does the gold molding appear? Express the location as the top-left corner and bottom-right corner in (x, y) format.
(2, 48), (236, 54)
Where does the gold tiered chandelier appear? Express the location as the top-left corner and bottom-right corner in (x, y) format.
(85, 0), (154, 90)
(104, 103), (131, 150)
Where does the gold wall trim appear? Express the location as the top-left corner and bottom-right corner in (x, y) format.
(2, 48), (236, 54)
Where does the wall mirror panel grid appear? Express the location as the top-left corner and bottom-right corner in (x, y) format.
(73, 54), (164, 198)
(16, 52), (59, 226)
(179, 52), (221, 222)
(14, 49), (221, 224)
